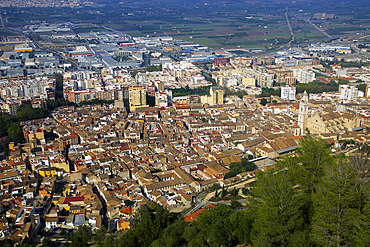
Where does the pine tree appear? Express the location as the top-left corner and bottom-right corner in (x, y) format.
(251, 169), (310, 246)
(221, 186), (226, 198)
(311, 159), (362, 246)
(281, 135), (333, 193)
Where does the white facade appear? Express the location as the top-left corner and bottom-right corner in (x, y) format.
(340, 85), (359, 100)
(155, 90), (172, 107)
(298, 91), (309, 135)
(45, 218), (58, 229)
(281, 85), (296, 101)
(293, 68), (315, 84)
(222, 76), (238, 88)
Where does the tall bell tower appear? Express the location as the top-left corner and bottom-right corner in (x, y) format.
(298, 91), (309, 135)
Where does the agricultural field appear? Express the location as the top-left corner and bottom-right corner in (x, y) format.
(2, 0), (370, 49)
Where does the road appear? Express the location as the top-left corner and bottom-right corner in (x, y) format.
(160, 25), (168, 36)
(183, 178), (256, 217)
(32, 175), (69, 244)
(108, 219), (116, 233)
(201, 178), (256, 202)
(93, 186), (108, 229)
(211, 199), (248, 206)
(285, 7), (295, 45)
(194, 189), (208, 204)
(304, 18), (331, 38)
(0, 14), (5, 29)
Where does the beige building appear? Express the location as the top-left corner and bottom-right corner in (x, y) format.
(241, 75), (255, 86)
(129, 85), (147, 110)
(306, 111), (361, 134)
(210, 87), (224, 105)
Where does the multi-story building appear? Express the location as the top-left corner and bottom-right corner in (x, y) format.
(210, 87), (224, 105)
(129, 85), (147, 109)
(155, 90), (172, 107)
(63, 88), (117, 104)
(275, 55), (320, 67)
(340, 85), (358, 101)
(0, 99), (19, 115)
(162, 61), (201, 79)
(293, 68), (315, 84)
(366, 84), (370, 98)
(0, 77), (55, 99)
(264, 66), (295, 85)
(281, 85), (296, 101)
(237, 68), (273, 88)
(298, 91), (309, 134)
(241, 75), (255, 87)
(222, 76), (238, 88)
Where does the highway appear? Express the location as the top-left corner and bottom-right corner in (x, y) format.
(285, 7), (295, 45)
(303, 18), (331, 38)
(0, 14), (5, 29)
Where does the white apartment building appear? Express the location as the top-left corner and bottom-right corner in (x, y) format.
(340, 85), (358, 100)
(222, 76), (238, 88)
(155, 90), (172, 107)
(281, 85), (296, 101)
(293, 68), (315, 84)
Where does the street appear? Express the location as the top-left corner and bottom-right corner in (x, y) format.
(92, 186), (108, 229)
(34, 176), (70, 238)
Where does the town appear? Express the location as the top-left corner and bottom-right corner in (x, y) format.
(0, 15), (370, 246)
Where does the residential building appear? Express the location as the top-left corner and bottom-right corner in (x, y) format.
(340, 85), (359, 101)
(280, 85), (296, 101)
(210, 87), (224, 105)
(293, 68), (315, 84)
(129, 85), (147, 110)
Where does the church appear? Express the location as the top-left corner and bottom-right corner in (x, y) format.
(298, 91), (361, 134)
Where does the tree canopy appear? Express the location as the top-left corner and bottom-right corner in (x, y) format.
(224, 158), (257, 179)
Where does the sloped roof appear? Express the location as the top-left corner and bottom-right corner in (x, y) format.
(269, 137), (299, 153)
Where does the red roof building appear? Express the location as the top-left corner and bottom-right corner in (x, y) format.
(184, 204), (216, 222)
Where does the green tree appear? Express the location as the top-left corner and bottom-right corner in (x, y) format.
(221, 186), (227, 198)
(7, 122), (24, 144)
(230, 210), (254, 245)
(189, 205), (239, 247)
(230, 200), (242, 209)
(356, 83), (367, 93)
(124, 200), (136, 207)
(93, 225), (107, 244)
(0, 239), (15, 247)
(68, 225), (92, 247)
(16, 104), (49, 121)
(281, 135), (333, 193)
(146, 65), (161, 72)
(311, 159), (362, 246)
(260, 98), (268, 106)
(251, 169), (310, 246)
(120, 203), (179, 247)
(225, 158), (257, 179)
(258, 87), (281, 97)
(230, 187), (238, 197)
(150, 220), (188, 247)
(54, 73), (64, 99)
(42, 237), (53, 247)
(46, 98), (75, 111)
